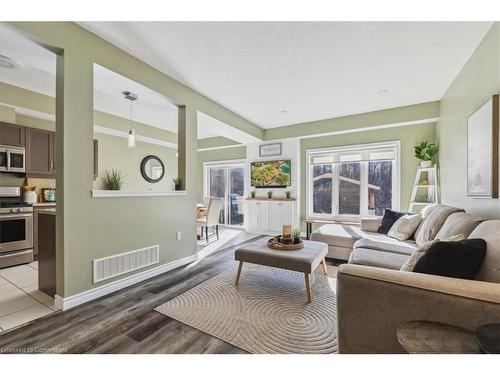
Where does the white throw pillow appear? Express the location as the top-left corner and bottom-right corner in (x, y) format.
(388, 214), (423, 241)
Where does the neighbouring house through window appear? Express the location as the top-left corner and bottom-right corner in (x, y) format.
(307, 141), (400, 220)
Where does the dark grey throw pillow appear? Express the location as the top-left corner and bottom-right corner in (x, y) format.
(412, 239), (487, 279)
(377, 209), (407, 234)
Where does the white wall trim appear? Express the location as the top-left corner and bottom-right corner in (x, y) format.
(91, 189), (187, 198)
(54, 253), (198, 311)
(273, 117), (439, 141)
(197, 144), (247, 152)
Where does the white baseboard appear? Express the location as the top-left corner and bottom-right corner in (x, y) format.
(54, 253), (198, 311)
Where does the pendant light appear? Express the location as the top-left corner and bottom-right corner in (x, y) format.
(123, 91), (138, 148)
(128, 129), (136, 148)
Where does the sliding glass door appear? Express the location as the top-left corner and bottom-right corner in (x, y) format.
(206, 163), (245, 226)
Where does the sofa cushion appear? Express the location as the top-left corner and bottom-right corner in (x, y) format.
(377, 209), (407, 234)
(349, 247), (409, 270)
(469, 220), (500, 283)
(310, 224), (366, 248)
(388, 214), (422, 241)
(354, 235), (417, 256)
(435, 212), (485, 240)
(414, 205), (465, 246)
(412, 239), (487, 280)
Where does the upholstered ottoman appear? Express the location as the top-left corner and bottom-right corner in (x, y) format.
(234, 238), (328, 303)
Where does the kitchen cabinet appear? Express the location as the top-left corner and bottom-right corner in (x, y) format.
(37, 209), (56, 298)
(25, 127), (55, 177)
(0, 121), (25, 147)
(33, 203), (56, 257)
(245, 199), (297, 235)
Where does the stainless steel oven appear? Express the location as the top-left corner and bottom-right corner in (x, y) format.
(0, 187), (33, 268)
(0, 211), (33, 253)
(0, 145), (26, 173)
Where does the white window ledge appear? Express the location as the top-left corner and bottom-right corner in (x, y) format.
(91, 190), (187, 198)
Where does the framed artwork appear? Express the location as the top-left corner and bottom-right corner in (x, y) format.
(259, 143), (282, 157)
(467, 95), (499, 198)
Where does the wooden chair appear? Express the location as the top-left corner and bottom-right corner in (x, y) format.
(197, 198), (224, 243)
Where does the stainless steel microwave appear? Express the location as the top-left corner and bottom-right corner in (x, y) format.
(0, 145), (25, 173)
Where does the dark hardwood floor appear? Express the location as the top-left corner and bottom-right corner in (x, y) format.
(0, 236), (266, 354)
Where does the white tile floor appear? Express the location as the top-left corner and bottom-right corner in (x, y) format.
(0, 261), (59, 332)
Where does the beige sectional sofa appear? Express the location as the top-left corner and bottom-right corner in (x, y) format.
(311, 204), (500, 353)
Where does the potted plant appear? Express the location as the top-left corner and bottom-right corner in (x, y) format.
(267, 190), (273, 199)
(285, 191), (291, 199)
(414, 141), (438, 167)
(102, 169), (124, 190)
(173, 177), (183, 191)
(250, 191), (256, 199)
(292, 228), (301, 244)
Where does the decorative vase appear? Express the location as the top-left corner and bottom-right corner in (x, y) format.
(420, 160), (432, 168)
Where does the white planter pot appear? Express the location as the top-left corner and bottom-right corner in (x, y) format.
(420, 160), (432, 168)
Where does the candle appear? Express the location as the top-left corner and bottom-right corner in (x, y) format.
(282, 224), (292, 238)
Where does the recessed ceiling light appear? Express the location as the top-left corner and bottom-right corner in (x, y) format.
(378, 89), (389, 95)
(0, 55), (15, 69)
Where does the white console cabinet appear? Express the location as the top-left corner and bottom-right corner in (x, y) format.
(245, 199), (297, 235)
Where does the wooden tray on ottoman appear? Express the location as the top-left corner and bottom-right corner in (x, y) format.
(267, 236), (304, 251)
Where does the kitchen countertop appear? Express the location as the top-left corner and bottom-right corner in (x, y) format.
(36, 208), (56, 215)
(33, 202), (56, 207)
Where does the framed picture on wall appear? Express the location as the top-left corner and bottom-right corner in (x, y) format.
(467, 94), (499, 198)
(259, 143), (282, 157)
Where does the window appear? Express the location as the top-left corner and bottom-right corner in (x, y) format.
(307, 141), (400, 220)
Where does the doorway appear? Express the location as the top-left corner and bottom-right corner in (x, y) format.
(204, 162), (245, 227)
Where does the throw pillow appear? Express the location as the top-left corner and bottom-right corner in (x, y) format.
(400, 235), (465, 272)
(377, 209), (407, 234)
(388, 214), (423, 241)
(412, 239), (487, 279)
(400, 239), (440, 272)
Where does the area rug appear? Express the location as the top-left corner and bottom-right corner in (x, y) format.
(155, 264), (337, 354)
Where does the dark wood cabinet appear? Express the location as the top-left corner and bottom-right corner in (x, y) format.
(25, 127), (55, 177)
(0, 121), (25, 147)
(37, 211), (56, 298)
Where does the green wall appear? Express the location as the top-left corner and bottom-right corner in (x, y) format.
(93, 133), (178, 191)
(438, 22), (500, 219)
(9, 21), (261, 298)
(300, 122), (436, 231)
(197, 146), (247, 201)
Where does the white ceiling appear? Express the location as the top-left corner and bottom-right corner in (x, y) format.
(0, 22), (251, 143)
(79, 21), (493, 128)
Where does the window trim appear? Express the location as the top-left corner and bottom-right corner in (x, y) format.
(306, 140), (401, 221)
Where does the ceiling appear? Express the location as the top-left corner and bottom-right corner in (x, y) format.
(0, 22), (252, 143)
(79, 21), (492, 128)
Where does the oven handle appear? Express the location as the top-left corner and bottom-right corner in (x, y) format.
(0, 213), (33, 219)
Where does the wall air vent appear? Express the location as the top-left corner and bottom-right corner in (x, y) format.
(93, 245), (159, 283)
